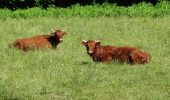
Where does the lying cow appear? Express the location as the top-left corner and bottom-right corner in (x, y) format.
(9, 29), (67, 51)
(81, 40), (150, 64)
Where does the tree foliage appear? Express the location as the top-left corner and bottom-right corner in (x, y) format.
(0, 0), (168, 10)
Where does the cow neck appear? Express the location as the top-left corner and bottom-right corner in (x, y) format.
(91, 45), (102, 61)
(89, 45), (100, 57)
(48, 36), (60, 47)
(94, 45), (101, 52)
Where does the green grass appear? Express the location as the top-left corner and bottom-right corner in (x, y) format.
(0, 16), (170, 100)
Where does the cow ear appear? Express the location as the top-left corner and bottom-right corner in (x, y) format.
(95, 40), (100, 45)
(63, 32), (67, 35)
(51, 32), (55, 36)
(61, 30), (66, 35)
(81, 41), (86, 46)
(96, 42), (100, 45)
(81, 39), (87, 46)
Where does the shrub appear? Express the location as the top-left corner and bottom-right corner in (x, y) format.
(0, 0), (168, 9)
(0, 1), (169, 18)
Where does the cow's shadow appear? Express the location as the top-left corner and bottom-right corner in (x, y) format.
(78, 61), (91, 65)
(80, 61), (89, 65)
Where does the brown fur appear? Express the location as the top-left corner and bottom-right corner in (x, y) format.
(81, 40), (150, 64)
(9, 30), (66, 51)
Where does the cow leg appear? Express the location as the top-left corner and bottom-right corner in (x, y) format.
(13, 41), (23, 50)
(129, 51), (148, 64)
(128, 51), (140, 64)
(128, 53), (135, 64)
(14, 41), (29, 52)
(102, 57), (112, 64)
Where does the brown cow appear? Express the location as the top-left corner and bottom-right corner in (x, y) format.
(81, 40), (150, 64)
(9, 29), (67, 51)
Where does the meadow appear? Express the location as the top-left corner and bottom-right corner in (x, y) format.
(0, 16), (169, 100)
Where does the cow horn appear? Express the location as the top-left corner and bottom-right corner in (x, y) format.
(62, 30), (67, 34)
(82, 39), (87, 42)
(95, 40), (100, 43)
(50, 28), (55, 32)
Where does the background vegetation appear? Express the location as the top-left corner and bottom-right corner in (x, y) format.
(0, 1), (169, 18)
(0, 0), (167, 9)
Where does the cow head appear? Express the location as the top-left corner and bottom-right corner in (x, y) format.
(51, 29), (67, 42)
(81, 40), (100, 55)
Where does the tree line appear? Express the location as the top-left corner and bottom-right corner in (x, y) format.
(0, 0), (165, 10)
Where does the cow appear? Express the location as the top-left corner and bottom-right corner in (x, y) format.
(9, 29), (67, 51)
(81, 40), (150, 64)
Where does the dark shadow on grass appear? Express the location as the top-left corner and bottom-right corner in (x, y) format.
(78, 61), (91, 65)
(78, 60), (122, 66)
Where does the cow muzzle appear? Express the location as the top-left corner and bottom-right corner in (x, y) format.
(59, 38), (63, 42)
(88, 51), (93, 54)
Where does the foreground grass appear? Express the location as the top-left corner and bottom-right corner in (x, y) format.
(0, 16), (170, 100)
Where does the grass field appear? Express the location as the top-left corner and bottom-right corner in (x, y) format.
(0, 16), (170, 100)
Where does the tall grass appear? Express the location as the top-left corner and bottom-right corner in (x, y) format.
(0, 16), (170, 99)
(0, 1), (170, 18)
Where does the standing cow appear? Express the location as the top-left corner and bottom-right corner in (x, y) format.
(81, 40), (150, 64)
(9, 29), (67, 51)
